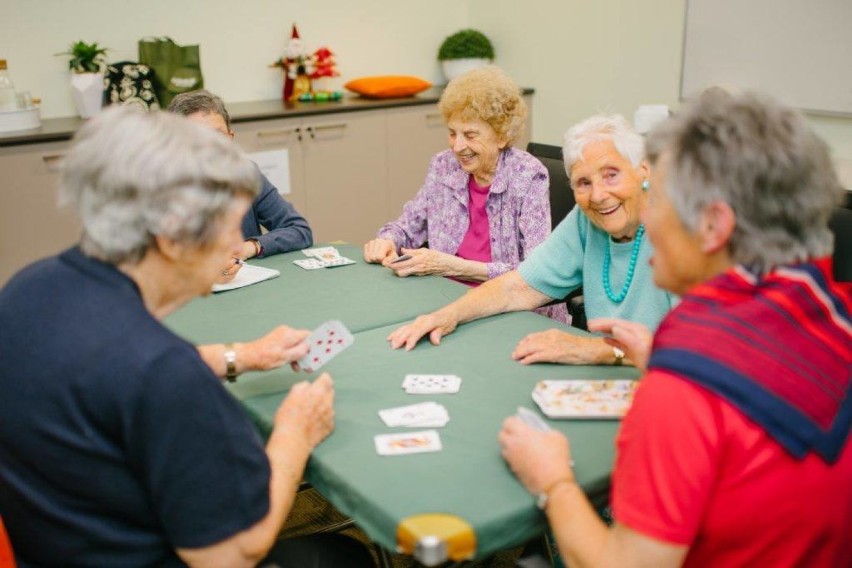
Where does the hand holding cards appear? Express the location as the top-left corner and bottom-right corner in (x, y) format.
(297, 320), (355, 372)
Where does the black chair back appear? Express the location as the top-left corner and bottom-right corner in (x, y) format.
(829, 206), (852, 281)
(527, 142), (587, 329)
(527, 142), (575, 229)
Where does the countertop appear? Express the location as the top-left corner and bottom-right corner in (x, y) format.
(0, 87), (535, 148)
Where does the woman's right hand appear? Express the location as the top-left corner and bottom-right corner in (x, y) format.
(387, 310), (458, 351)
(273, 373), (335, 451)
(588, 318), (654, 372)
(363, 238), (396, 264)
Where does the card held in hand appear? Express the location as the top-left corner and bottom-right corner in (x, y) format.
(298, 320), (355, 372)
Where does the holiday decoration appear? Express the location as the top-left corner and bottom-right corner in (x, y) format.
(271, 24), (313, 102)
(271, 27), (344, 103)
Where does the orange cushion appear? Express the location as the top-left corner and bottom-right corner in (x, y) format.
(344, 76), (432, 99)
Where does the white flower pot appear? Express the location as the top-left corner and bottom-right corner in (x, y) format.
(70, 72), (104, 119)
(441, 58), (492, 82)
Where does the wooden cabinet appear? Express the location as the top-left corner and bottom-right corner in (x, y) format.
(386, 106), (447, 220)
(0, 141), (79, 285)
(233, 110), (388, 245)
(0, 93), (534, 286)
(232, 117), (307, 216)
(301, 111), (387, 245)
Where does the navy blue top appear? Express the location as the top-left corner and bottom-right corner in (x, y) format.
(245, 170), (313, 256)
(0, 248), (270, 566)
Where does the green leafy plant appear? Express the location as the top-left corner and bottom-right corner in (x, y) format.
(56, 41), (109, 73)
(438, 29), (494, 61)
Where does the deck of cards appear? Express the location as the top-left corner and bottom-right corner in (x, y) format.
(297, 320), (355, 372)
(379, 402), (450, 428)
(374, 430), (442, 456)
(402, 374), (461, 394)
(294, 247), (356, 270)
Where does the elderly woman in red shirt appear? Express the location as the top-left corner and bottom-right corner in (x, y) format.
(500, 89), (851, 567)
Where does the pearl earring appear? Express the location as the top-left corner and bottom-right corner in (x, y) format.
(642, 180), (649, 191)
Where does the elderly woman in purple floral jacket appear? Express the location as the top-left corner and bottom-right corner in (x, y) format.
(363, 66), (566, 321)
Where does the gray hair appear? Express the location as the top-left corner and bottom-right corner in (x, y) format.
(168, 89), (231, 130)
(60, 106), (259, 265)
(562, 114), (645, 173)
(646, 89), (843, 274)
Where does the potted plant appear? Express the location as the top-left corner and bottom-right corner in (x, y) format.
(56, 41), (109, 118)
(437, 29), (494, 82)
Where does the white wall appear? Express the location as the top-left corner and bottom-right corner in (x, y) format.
(470, 0), (852, 172)
(2, 0), (851, 169)
(0, 0), (469, 119)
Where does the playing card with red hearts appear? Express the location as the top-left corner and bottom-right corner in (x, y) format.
(297, 320), (355, 372)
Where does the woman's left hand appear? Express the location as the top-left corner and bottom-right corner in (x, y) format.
(512, 329), (609, 365)
(499, 416), (574, 495)
(385, 247), (455, 277)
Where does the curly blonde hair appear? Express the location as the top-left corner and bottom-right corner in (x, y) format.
(437, 65), (527, 147)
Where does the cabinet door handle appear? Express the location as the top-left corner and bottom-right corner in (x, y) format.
(307, 123), (347, 138)
(41, 154), (65, 173)
(256, 127), (301, 142)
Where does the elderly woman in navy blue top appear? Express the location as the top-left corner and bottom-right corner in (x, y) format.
(0, 108), (373, 567)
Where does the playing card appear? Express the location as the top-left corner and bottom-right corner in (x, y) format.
(403, 374), (462, 394)
(379, 402), (449, 428)
(374, 430), (442, 456)
(323, 256), (356, 268)
(302, 246), (341, 261)
(293, 258), (327, 270)
(297, 320), (355, 372)
(516, 406), (551, 432)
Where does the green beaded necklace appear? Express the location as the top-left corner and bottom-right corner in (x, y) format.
(603, 224), (645, 303)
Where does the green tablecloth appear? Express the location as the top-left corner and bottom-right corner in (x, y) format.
(165, 244), (468, 342)
(165, 244), (639, 561)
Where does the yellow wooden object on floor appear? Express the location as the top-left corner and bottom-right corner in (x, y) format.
(397, 513), (476, 566)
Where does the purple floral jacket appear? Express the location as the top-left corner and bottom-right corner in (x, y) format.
(378, 147), (568, 322)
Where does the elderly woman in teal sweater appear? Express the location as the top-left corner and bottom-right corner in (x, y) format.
(387, 114), (675, 366)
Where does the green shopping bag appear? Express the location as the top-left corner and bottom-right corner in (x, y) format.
(138, 37), (204, 106)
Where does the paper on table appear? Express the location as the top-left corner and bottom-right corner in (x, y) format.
(211, 264), (280, 293)
(248, 149), (291, 195)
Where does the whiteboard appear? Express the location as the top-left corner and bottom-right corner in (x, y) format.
(681, 0), (852, 117)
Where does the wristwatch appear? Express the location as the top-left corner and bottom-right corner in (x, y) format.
(612, 346), (625, 366)
(536, 478), (574, 511)
(223, 343), (238, 383)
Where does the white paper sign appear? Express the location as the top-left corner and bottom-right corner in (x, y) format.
(248, 149), (291, 195)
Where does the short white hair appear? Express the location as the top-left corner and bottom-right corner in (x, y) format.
(60, 106), (259, 264)
(562, 114), (645, 175)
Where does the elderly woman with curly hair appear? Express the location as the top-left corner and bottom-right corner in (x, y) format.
(500, 90), (852, 567)
(363, 67), (566, 320)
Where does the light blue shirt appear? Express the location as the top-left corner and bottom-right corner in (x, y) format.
(518, 206), (676, 330)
